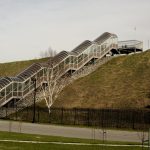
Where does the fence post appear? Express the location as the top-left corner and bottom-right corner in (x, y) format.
(26, 106), (28, 121)
(74, 108), (76, 125)
(87, 109), (90, 126)
(101, 109), (104, 128)
(37, 106), (39, 123)
(49, 108), (51, 124)
(5, 107), (7, 119)
(116, 109), (119, 128)
(98, 109), (100, 128)
(132, 110), (135, 130)
(61, 108), (64, 124)
(15, 105), (17, 121)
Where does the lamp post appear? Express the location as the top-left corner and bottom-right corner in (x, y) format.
(31, 78), (36, 123)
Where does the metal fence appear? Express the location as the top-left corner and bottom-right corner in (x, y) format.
(1, 106), (150, 130)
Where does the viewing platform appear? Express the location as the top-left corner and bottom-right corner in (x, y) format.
(118, 40), (143, 54)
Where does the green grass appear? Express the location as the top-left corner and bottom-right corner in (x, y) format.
(0, 142), (146, 150)
(51, 50), (150, 109)
(0, 57), (49, 77)
(0, 130), (138, 144)
(0, 131), (146, 150)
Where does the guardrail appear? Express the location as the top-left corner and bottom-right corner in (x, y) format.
(118, 40), (143, 50)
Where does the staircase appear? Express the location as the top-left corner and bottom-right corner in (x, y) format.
(0, 32), (118, 109)
(0, 31), (144, 118)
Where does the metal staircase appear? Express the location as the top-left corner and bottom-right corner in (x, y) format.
(0, 55), (113, 118)
(16, 55), (113, 107)
(0, 32), (143, 110)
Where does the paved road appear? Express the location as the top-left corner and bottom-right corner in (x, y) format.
(0, 120), (148, 143)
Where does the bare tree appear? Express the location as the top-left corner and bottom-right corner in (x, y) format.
(47, 47), (57, 57)
(40, 46), (57, 58)
(137, 130), (147, 150)
(40, 66), (70, 114)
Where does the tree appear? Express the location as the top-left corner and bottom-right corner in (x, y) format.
(40, 46), (57, 58)
(39, 66), (71, 114)
(47, 47), (57, 57)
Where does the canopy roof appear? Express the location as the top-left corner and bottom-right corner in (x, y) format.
(94, 32), (117, 45)
(52, 51), (75, 66)
(72, 40), (92, 55)
(17, 63), (42, 80)
(0, 77), (12, 89)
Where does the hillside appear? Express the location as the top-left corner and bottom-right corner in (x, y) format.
(52, 50), (150, 109)
(0, 57), (49, 77)
(1, 51), (150, 109)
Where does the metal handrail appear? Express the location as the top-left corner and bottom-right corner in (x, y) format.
(118, 40), (143, 50)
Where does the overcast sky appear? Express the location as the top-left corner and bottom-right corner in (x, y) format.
(0, 0), (149, 63)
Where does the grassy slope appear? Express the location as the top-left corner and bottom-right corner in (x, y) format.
(1, 51), (150, 109)
(0, 57), (49, 77)
(53, 50), (150, 109)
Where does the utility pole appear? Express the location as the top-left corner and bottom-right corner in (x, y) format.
(32, 78), (36, 123)
(148, 40), (149, 49)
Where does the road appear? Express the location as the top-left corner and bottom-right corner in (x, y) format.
(0, 120), (148, 143)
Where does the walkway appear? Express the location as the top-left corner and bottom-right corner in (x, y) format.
(0, 120), (148, 143)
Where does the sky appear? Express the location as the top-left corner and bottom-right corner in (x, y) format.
(0, 0), (150, 63)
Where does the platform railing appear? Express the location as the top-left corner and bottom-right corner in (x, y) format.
(118, 40), (143, 50)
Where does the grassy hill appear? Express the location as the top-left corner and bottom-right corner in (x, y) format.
(1, 51), (150, 109)
(0, 57), (49, 77)
(52, 50), (150, 109)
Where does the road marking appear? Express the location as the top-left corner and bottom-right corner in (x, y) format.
(0, 139), (148, 148)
